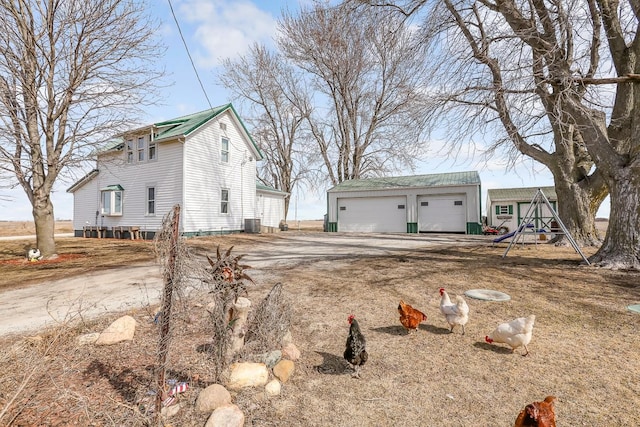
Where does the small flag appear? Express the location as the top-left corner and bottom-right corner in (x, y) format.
(162, 396), (176, 407)
(168, 382), (188, 396)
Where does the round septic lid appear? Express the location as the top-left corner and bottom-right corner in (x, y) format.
(464, 289), (511, 302)
(627, 304), (640, 313)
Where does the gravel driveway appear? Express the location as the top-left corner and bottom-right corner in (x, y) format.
(0, 232), (488, 336)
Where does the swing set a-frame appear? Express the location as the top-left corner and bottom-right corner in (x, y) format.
(501, 188), (590, 265)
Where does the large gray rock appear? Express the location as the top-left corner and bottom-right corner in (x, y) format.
(196, 384), (232, 413)
(227, 362), (269, 390)
(95, 315), (136, 345)
(205, 404), (245, 427)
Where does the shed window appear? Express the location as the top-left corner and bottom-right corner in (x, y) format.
(339, 206), (346, 211)
(421, 201), (428, 206)
(495, 205), (513, 215)
(398, 204), (405, 209)
(454, 201), (463, 206)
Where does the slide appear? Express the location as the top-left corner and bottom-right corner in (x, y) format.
(492, 230), (516, 243)
(492, 223), (538, 243)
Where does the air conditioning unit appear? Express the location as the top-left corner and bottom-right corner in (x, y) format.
(244, 218), (261, 234)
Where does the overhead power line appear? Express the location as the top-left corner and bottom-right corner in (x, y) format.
(167, 0), (213, 109)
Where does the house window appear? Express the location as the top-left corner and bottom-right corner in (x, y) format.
(221, 137), (229, 163)
(147, 186), (155, 215)
(496, 205), (513, 215)
(221, 189), (229, 214)
(137, 137), (145, 162)
(220, 123), (227, 131)
(101, 186), (123, 216)
(126, 140), (134, 163)
(148, 140), (157, 161)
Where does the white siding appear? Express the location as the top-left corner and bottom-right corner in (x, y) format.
(71, 177), (99, 231)
(93, 141), (184, 234)
(182, 110), (258, 234)
(256, 191), (286, 229)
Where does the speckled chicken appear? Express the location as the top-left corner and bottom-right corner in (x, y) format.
(343, 314), (368, 378)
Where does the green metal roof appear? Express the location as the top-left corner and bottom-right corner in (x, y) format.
(256, 182), (289, 195)
(328, 171), (481, 192)
(154, 104), (229, 140)
(487, 186), (556, 201)
(97, 103), (264, 159)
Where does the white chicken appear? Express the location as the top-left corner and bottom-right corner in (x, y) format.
(485, 314), (536, 356)
(438, 288), (469, 334)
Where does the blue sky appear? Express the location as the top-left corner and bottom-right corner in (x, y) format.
(0, 0), (609, 221)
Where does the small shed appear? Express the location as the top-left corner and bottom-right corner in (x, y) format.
(486, 186), (557, 233)
(326, 171), (482, 234)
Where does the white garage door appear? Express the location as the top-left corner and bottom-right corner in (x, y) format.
(418, 195), (466, 232)
(338, 196), (407, 232)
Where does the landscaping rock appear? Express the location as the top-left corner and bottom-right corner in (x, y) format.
(227, 362), (269, 390)
(76, 332), (100, 346)
(281, 342), (300, 361)
(95, 315), (136, 345)
(261, 350), (282, 368)
(265, 379), (281, 397)
(273, 359), (295, 383)
(205, 404), (245, 427)
(161, 402), (183, 418)
(196, 384), (232, 413)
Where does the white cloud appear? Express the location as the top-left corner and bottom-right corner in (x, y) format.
(176, 0), (278, 68)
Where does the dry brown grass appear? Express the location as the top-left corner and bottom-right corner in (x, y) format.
(0, 220), (73, 237)
(0, 237), (155, 291)
(1, 227), (640, 426)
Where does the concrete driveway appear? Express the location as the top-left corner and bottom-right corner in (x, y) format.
(0, 232), (489, 336)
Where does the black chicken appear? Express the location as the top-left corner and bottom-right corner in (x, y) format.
(343, 314), (368, 378)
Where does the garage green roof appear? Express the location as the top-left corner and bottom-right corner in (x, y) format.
(487, 186), (556, 201)
(328, 171), (480, 192)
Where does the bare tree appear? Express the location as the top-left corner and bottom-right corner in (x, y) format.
(356, 0), (640, 266)
(0, 0), (164, 256)
(278, 3), (431, 185)
(219, 44), (316, 221)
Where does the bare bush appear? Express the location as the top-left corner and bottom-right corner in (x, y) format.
(243, 282), (292, 355)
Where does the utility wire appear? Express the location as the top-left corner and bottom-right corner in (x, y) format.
(167, 0), (213, 110)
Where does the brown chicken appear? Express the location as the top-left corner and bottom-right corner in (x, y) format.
(514, 396), (557, 427)
(398, 300), (427, 334)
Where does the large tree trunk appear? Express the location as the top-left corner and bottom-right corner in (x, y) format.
(548, 165), (608, 246)
(33, 196), (56, 257)
(590, 169), (640, 268)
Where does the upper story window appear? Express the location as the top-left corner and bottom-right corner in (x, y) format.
(137, 137), (145, 162)
(221, 137), (229, 163)
(126, 140), (134, 163)
(101, 185), (123, 216)
(496, 205), (513, 215)
(148, 140), (157, 161)
(221, 189), (229, 214)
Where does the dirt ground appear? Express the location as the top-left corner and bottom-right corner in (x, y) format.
(1, 224), (640, 426)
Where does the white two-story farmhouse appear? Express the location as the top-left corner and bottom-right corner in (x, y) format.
(67, 104), (287, 238)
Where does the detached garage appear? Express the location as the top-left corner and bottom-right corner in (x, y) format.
(326, 171), (483, 234)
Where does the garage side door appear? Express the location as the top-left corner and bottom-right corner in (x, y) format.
(418, 195), (466, 232)
(338, 196), (407, 232)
